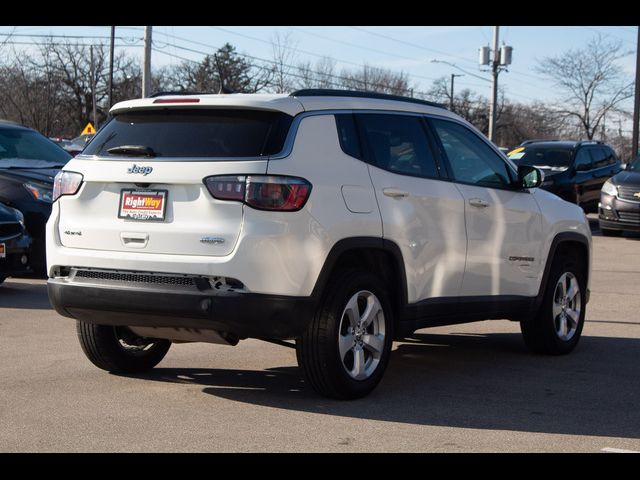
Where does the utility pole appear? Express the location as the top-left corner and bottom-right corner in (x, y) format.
(479, 26), (512, 144)
(108, 26), (115, 108)
(450, 73), (464, 112)
(142, 26), (152, 98)
(488, 26), (500, 143)
(632, 26), (640, 160)
(90, 45), (97, 129)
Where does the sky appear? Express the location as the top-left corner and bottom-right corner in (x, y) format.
(1, 25), (638, 133)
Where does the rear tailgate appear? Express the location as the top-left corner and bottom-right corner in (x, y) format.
(57, 160), (267, 256)
(56, 106), (295, 257)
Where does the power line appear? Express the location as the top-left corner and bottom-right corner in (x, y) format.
(350, 26), (551, 84)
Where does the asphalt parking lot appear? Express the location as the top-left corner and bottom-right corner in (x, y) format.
(1, 216), (639, 452)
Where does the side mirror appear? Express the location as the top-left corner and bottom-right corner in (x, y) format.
(517, 165), (544, 189)
(622, 163), (628, 170)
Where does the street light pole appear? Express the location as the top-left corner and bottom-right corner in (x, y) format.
(450, 73), (464, 112)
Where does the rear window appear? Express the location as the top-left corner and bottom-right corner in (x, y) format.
(83, 109), (293, 159)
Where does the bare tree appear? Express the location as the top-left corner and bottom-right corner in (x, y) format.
(295, 56), (339, 89)
(536, 35), (634, 140)
(340, 64), (415, 96)
(270, 31), (298, 93)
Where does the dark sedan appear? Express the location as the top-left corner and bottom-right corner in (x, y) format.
(0, 202), (33, 284)
(599, 156), (640, 235)
(0, 120), (71, 274)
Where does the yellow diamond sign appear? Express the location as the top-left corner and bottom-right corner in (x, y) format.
(81, 122), (96, 135)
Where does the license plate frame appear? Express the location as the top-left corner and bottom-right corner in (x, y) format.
(118, 189), (168, 222)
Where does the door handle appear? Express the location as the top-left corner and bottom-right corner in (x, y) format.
(383, 188), (409, 198)
(469, 198), (490, 208)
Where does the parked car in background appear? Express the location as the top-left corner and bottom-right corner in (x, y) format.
(0, 202), (32, 285)
(1, 120), (72, 274)
(50, 137), (84, 157)
(508, 140), (622, 212)
(598, 155), (640, 236)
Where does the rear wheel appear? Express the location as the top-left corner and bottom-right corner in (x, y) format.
(296, 270), (394, 400)
(521, 253), (586, 355)
(76, 321), (171, 373)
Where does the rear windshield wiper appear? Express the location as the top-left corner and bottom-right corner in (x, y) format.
(107, 145), (157, 157)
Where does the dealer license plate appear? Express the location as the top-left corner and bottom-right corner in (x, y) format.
(118, 190), (168, 221)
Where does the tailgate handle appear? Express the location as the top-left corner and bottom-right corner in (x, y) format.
(121, 232), (149, 248)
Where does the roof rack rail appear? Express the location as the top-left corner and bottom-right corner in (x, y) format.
(289, 89), (447, 110)
(519, 139), (561, 146)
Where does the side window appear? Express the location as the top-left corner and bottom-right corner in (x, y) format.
(334, 114), (362, 160)
(355, 114), (439, 178)
(590, 147), (609, 169)
(574, 148), (593, 171)
(574, 148), (593, 172)
(429, 118), (512, 188)
(602, 147), (617, 166)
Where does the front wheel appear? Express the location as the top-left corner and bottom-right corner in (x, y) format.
(521, 254), (586, 355)
(296, 270), (394, 400)
(76, 321), (171, 373)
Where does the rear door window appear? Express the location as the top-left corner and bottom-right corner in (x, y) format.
(83, 109), (293, 159)
(355, 114), (440, 179)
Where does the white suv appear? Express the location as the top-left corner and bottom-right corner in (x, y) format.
(47, 89), (592, 399)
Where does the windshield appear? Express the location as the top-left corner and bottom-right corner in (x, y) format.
(82, 109), (293, 159)
(509, 146), (572, 170)
(628, 157), (640, 172)
(0, 128), (72, 166)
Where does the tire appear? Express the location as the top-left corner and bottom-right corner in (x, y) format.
(600, 228), (623, 237)
(520, 252), (586, 355)
(296, 269), (394, 400)
(76, 321), (171, 373)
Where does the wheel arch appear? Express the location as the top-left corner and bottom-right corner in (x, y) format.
(310, 237), (408, 326)
(536, 232), (590, 309)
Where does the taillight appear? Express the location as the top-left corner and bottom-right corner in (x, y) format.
(52, 171), (84, 202)
(204, 175), (311, 212)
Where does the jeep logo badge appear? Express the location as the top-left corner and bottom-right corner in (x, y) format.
(127, 164), (153, 176)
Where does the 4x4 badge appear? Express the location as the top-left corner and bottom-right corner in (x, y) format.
(127, 164), (153, 176)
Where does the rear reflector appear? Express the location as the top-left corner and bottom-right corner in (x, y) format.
(152, 98), (201, 104)
(204, 175), (311, 212)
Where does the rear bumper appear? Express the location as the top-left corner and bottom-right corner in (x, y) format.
(47, 277), (316, 340)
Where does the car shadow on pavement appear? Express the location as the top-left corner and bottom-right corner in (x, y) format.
(132, 329), (640, 439)
(0, 280), (51, 310)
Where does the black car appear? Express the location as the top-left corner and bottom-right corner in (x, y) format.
(598, 155), (640, 236)
(0, 202), (33, 284)
(0, 120), (71, 274)
(508, 140), (621, 212)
